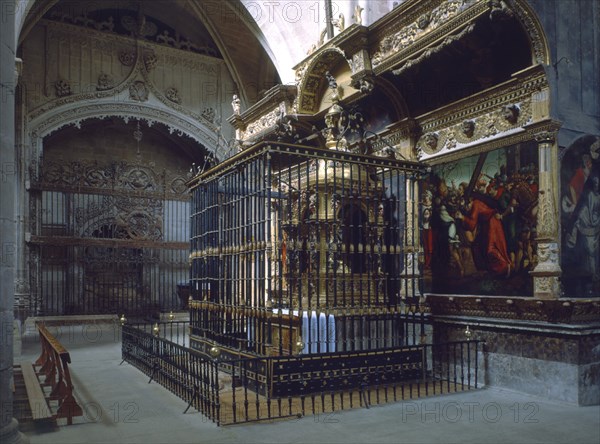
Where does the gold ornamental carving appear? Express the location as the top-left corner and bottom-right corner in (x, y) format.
(416, 99), (532, 156)
(534, 131), (556, 145)
(242, 107), (281, 139)
(295, 47), (349, 114)
(371, 0), (475, 68)
(536, 194), (558, 240)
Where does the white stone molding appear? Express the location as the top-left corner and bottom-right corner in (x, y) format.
(27, 97), (219, 160)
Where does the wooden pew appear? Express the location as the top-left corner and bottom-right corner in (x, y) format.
(19, 362), (53, 422)
(34, 323), (83, 425)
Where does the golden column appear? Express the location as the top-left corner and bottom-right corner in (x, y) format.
(530, 128), (562, 299)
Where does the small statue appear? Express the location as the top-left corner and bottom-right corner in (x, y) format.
(231, 94), (241, 115)
(333, 13), (345, 32)
(353, 5), (364, 25)
(325, 71), (337, 91)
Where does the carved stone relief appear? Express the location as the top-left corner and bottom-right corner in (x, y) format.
(55, 79), (71, 97)
(242, 107), (280, 139)
(34, 159), (189, 198)
(144, 52), (158, 72)
(96, 73), (115, 91)
(119, 50), (136, 66)
(201, 108), (216, 123)
(129, 81), (149, 102)
(165, 87), (181, 104)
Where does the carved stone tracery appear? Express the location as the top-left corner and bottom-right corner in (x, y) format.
(33, 159), (190, 199)
(46, 9), (220, 57)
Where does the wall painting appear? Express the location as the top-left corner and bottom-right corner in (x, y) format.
(421, 142), (538, 296)
(560, 135), (600, 298)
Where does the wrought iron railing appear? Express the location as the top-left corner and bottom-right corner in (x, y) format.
(122, 321), (484, 426)
(121, 322), (221, 424)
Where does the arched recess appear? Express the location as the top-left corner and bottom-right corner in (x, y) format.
(27, 112), (202, 317)
(18, 0), (281, 107)
(510, 0), (551, 66)
(27, 101), (220, 165)
(372, 76), (410, 121)
(296, 47), (352, 115)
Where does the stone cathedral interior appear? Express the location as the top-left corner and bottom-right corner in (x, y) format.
(0, 0), (599, 442)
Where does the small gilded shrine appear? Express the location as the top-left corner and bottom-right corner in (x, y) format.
(186, 0), (599, 399)
(187, 13), (430, 394)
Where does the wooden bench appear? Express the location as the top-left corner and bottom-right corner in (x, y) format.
(20, 362), (53, 421)
(33, 323), (83, 425)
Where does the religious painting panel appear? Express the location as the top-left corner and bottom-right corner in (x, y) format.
(421, 142), (539, 296)
(560, 135), (600, 298)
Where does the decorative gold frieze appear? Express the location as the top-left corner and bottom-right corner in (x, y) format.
(416, 98), (532, 156)
(426, 294), (599, 323)
(371, 0), (478, 70)
(241, 106), (280, 140)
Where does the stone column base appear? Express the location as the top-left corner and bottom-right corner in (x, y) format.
(0, 419), (29, 444)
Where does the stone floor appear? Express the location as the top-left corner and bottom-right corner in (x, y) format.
(17, 323), (600, 444)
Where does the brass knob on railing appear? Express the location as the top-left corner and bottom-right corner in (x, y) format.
(295, 337), (305, 355)
(209, 345), (221, 359)
(120, 314), (127, 326)
(153, 323), (160, 337)
(168, 311), (175, 322)
(464, 325), (473, 341)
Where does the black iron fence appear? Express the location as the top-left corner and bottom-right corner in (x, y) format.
(28, 158), (191, 317)
(121, 322), (221, 424)
(122, 321), (484, 426)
